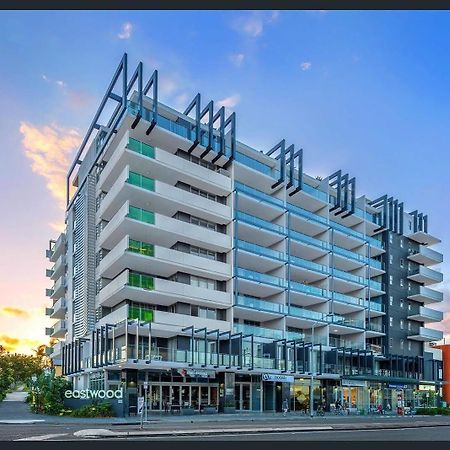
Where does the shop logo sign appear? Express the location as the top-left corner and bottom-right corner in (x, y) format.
(262, 373), (294, 383)
(65, 389), (123, 399)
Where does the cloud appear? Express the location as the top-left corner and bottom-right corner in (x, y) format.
(173, 93), (189, 110)
(230, 53), (245, 68)
(0, 335), (46, 353)
(0, 307), (30, 319)
(160, 77), (178, 96)
(232, 11), (281, 38)
(117, 22), (133, 40)
(217, 94), (241, 109)
(19, 122), (81, 208)
(301, 62), (312, 71)
(49, 221), (65, 233)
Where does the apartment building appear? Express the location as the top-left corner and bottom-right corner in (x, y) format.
(45, 54), (444, 415)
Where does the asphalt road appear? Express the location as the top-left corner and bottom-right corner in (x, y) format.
(1, 423), (450, 441)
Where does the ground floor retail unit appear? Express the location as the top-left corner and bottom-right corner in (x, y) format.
(79, 368), (442, 416)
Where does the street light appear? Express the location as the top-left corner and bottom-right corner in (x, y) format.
(309, 313), (333, 418)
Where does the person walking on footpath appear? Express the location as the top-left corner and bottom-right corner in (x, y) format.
(282, 398), (289, 417)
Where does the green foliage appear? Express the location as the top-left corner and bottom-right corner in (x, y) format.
(0, 344), (51, 401)
(29, 372), (71, 415)
(70, 402), (115, 418)
(415, 407), (450, 415)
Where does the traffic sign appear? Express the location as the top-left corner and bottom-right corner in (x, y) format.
(137, 396), (145, 415)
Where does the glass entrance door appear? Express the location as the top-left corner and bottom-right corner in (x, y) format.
(235, 383), (252, 410)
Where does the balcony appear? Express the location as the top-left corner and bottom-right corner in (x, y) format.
(290, 255), (329, 283)
(329, 337), (365, 350)
(408, 286), (443, 304)
(289, 280), (329, 306)
(98, 166), (231, 225)
(49, 233), (66, 263)
(50, 255), (65, 281)
(408, 246), (443, 267)
(50, 298), (67, 320)
(236, 240), (285, 273)
(332, 292), (365, 314)
(408, 306), (443, 323)
(329, 315), (365, 333)
(365, 321), (386, 338)
(51, 320), (67, 338)
(97, 269), (231, 309)
(98, 235), (231, 281)
(407, 327), (443, 342)
(234, 295), (285, 321)
(99, 136), (231, 196)
(236, 267), (286, 298)
(99, 201), (231, 254)
(405, 229), (441, 246)
(407, 265), (443, 286)
(50, 276), (66, 300)
(233, 323), (284, 341)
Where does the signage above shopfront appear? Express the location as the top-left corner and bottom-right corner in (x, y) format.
(262, 374), (294, 383)
(341, 379), (367, 387)
(65, 389), (123, 399)
(177, 368), (216, 379)
(388, 384), (408, 389)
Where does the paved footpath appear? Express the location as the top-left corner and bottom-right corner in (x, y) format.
(0, 389), (45, 424)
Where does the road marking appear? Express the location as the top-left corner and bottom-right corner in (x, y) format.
(16, 433), (69, 441)
(0, 420), (45, 424)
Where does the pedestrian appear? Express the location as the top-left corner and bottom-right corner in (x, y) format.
(377, 403), (383, 415)
(282, 398), (289, 417)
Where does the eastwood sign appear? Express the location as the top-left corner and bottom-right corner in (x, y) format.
(65, 389), (123, 399)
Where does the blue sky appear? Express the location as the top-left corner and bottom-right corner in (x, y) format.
(0, 10), (449, 352)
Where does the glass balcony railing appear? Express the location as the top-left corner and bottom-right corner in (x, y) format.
(366, 322), (385, 333)
(369, 258), (383, 270)
(290, 255), (329, 274)
(233, 323), (284, 340)
(330, 315), (365, 329)
(236, 211), (284, 234)
(366, 300), (384, 312)
(288, 305), (328, 322)
(235, 295), (284, 314)
(285, 331), (306, 342)
(366, 235), (384, 249)
(288, 202), (329, 226)
(332, 292), (365, 307)
(234, 151), (279, 178)
(235, 181), (284, 208)
(237, 267), (286, 288)
(290, 281), (328, 298)
(127, 137), (155, 158)
(330, 220), (364, 240)
(128, 239), (154, 257)
(329, 337), (365, 349)
(331, 267), (365, 285)
(289, 229), (330, 250)
(127, 205), (155, 225)
(127, 171), (155, 191)
(237, 240), (285, 261)
(333, 245), (366, 264)
(368, 279), (383, 291)
(302, 183), (328, 202)
(128, 271), (154, 290)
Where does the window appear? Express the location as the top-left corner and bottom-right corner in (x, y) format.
(389, 296), (393, 306)
(400, 258), (404, 268)
(400, 319), (404, 329)
(389, 316), (393, 327)
(389, 233), (393, 244)
(189, 245), (216, 260)
(400, 339), (404, 350)
(190, 275), (216, 290)
(408, 341), (412, 351)
(400, 238), (404, 248)
(400, 299), (404, 308)
(409, 221), (412, 231)
(408, 321), (411, 331)
(408, 282), (411, 292)
(389, 338), (393, 348)
(389, 254), (393, 265)
(389, 275), (393, 285)
(400, 278), (404, 287)
(408, 302), (411, 311)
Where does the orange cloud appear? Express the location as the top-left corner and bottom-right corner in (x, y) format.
(19, 122), (81, 208)
(0, 335), (47, 354)
(0, 307), (30, 319)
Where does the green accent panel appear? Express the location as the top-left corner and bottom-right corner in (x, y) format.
(128, 271), (154, 290)
(127, 171), (155, 192)
(128, 306), (154, 322)
(128, 239), (154, 257)
(127, 137), (155, 158)
(128, 205), (155, 224)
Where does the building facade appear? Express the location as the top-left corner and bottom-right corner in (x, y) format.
(45, 54), (445, 416)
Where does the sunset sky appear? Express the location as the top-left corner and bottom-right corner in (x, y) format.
(1, 10), (449, 354)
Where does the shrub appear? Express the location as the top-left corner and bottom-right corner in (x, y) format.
(415, 407), (450, 416)
(70, 402), (115, 418)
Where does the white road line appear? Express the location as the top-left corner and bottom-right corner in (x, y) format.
(0, 420), (45, 424)
(16, 433), (69, 441)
